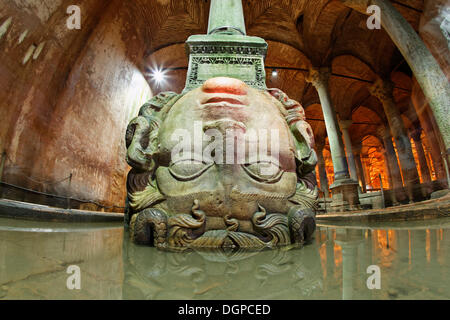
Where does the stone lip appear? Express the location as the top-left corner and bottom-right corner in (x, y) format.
(316, 193), (450, 222)
(329, 178), (359, 189)
(186, 34), (268, 48)
(0, 199), (124, 223)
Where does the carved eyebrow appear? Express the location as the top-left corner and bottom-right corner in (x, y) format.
(168, 161), (214, 182)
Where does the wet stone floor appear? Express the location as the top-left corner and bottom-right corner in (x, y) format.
(0, 217), (449, 300)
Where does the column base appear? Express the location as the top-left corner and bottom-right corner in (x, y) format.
(330, 178), (361, 212)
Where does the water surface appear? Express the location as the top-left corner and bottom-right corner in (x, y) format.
(0, 217), (448, 299)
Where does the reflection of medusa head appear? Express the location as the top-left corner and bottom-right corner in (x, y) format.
(125, 77), (318, 249)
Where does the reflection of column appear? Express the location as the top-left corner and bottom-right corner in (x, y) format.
(326, 229), (335, 277)
(341, 0), (450, 152)
(335, 229), (365, 300)
(397, 230), (410, 267)
(370, 79), (420, 193)
(306, 67), (359, 211)
(410, 128), (432, 183)
(316, 141), (330, 198)
(354, 144), (367, 193)
(340, 120), (359, 183)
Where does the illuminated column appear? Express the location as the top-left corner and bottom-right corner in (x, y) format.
(339, 120), (359, 183)
(306, 67), (359, 211)
(208, 0), (246, 35)
(341, 0), (450, 155)
(410, 127), (435, 198)
(411, 80), (447, 182)
(370, 79), (419, 202)
(316, 141), (330, 198)
(410, 127), (432, 183)
(354, 144), (367, 192)
(361, 155), (371, 189)
(378, 126), (403, 203)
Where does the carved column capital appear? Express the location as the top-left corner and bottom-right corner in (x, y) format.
(339, 119), (353, 130)
(353, 143), (363, 155)
(315, 139), (326, 153)
(339, 0), (371, 14)
(306, 67), (331, 89)
(409, 127), (423, 141)
(369, 78), (395, 102)
(376, 125), (391, 140)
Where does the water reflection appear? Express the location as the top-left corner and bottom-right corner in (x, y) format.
(0, 217), (448, 299)
(122, 240), (324, 299)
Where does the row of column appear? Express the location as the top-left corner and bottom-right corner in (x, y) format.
(308, 0), (450, 210)
(340, 0), (450, 157)
(309, 66), (440, 207)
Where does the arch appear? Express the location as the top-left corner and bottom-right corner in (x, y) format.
(265, 40), (311, 69)
(303, 0), (349, 65)
(331, 54), (377, 81)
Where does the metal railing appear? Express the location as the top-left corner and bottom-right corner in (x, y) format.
(0, 151), (125, 212)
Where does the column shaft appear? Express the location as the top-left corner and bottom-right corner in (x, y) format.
(410, 129), (431, 183)
(355, 152), (367, 192)
(370, 80), (420, 189)
(340, 120), (358, 182)
(380, 130), (403, 190)
(307, 69), (350, 181)
(317, 147), (330, 197)
(307, 68), (359, 211)
(411, 80), (446, 181)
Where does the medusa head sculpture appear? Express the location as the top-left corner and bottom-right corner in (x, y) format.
(125, 77), (318, 249)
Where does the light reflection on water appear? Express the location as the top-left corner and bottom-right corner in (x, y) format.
(0, 217), (448, 300)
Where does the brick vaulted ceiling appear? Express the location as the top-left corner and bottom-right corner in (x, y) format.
(0, 0), (430, 208)
(137, 0), (423, 145)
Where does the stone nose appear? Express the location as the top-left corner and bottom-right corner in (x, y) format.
(202, 77), (248, 95)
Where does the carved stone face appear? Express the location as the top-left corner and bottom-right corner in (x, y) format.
(125, 77), (318, 249)
(157, 77), (297, 230)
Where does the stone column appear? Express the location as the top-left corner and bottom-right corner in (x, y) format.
(378, 126), (404, 204)
(354, 144), (367, 192)
(339, 120), (359, 183)
(341, 0), (450, 155)
(381, 149), (393, 189)
(361, 156), (371, 190)
(411, 80), (447, 183)
(409, 127), (432, 183)
(316, 142), (330, 198)
(208, 0), (246, 35)
(306, 67), (359, 211)
(370, 79), (420, 202)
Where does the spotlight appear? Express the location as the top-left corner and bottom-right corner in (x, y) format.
(149, 67), (167, 85)
(152, 69), (164, 83)
(272, 69), (278, 77)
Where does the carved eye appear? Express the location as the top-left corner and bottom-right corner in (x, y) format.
(242, 160), (283, 183)
(168, 159), (213, 181)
